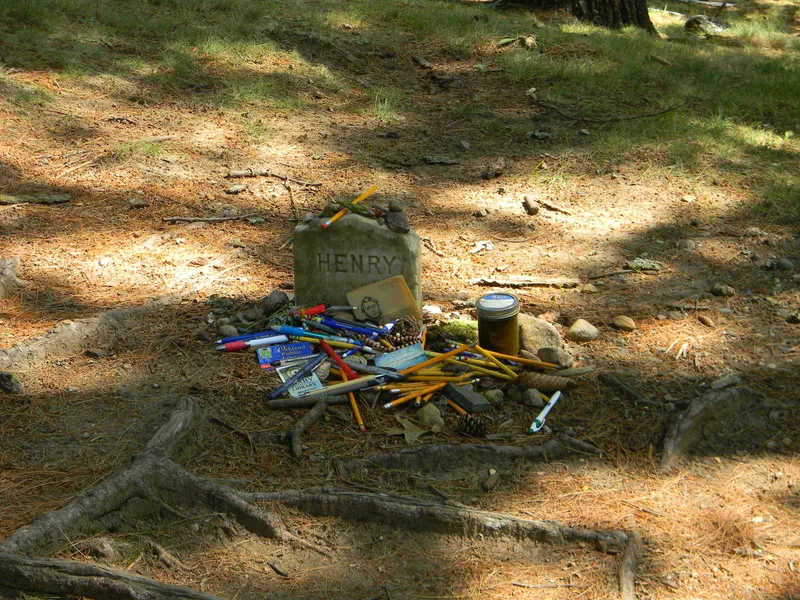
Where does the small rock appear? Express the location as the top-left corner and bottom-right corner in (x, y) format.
(388, 200), (404, 212)
(520, 314), (564, 351)
(416, 403), (444, 428)
(766, 440), (777, 450)
(227, 238), (246, 248)
(197, 331), (212, 342)
(536, 347), (573, 368)
(776, 258), (794, 271)
(161, 155), (179, 164)
(243, 308), (264, 321)
(523, 388), (545, 408)
(787, 312), (800, 324)
(259, 290), (290, 316)
(482, 470), (500, 491)
(460, 140), (470, 151)
(225, 184), (248, 194)
(413, 55), (433, 69)
(711, 372), (741, 390)
(580, 283), (597, 293)
(316, 361), (331, 381)
(127, 197), (151, 209)
(531, 130), (551, 140)
(152, 383), (161, 389)
(612, 315), (636, 332)
(473, 208), (488, 218)
(745, 226), (765, 237)
(698, 315), (715, 328)
(385, 210), (410, 233)
(0, 371), (23, 394)
(507, 387), (523, 403)
(578, 129), (590, 136)
(679, 239), (697, 251)
(667, 311), (684, 321)
(711, 283), (735, 297)
(567, 319), (599, 343)
(481, 157), (507, 179)
(218, 324), (239, 338)
(484, 389), (505, 406)
(681, 195), (696, 203)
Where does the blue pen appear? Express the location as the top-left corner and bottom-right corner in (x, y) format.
(316, 316), (381, 337)
(301, 319), (341, 335)
(215, 329), (278, 344)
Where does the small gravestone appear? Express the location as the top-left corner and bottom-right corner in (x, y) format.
(293, 213), (421, 309)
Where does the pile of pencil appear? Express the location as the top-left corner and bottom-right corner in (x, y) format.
(214, 303), (560, 432)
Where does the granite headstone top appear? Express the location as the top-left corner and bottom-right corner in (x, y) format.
(293, 212), (421, 309)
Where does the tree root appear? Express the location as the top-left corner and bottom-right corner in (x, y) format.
(0, 552), (224, 600)
(340, 435), (602, 476)
(660, 386), (762, 471)
(280, 400), (327, 457)
(619, 528), (642, 600)
(247, 487), (628, 552)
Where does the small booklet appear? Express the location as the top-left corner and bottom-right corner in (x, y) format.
(276, 363), (324, 398)
(256, 342), (315, 370)
(346, 275), (421, 324)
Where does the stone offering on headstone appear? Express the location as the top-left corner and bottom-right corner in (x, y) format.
(293, 213), (421, 308)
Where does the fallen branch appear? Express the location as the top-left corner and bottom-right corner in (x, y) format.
(162, 214), (257, 223)
(587, 269), (633, 280)
(280, 400), (328, 457)
(619, 528), (642, 600)
(340, 435), (602, 476)
(266, 395), (349, 410)
(661, 386), (762, 471)
(597, 373), (662, 409)
(247, 487), (628, 551)
(0, 553), (224, 600)
(534, 197), (571, 215)
(470, 277), (579, 288)
(513, 582), (588, 589)
(0, 193), (72, 205)
(421, 237), (445, 257)
(227, 168), (322, 187)
(535, 101), (687, 124)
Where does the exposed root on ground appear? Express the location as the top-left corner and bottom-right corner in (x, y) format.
(0, 398), (639, 599)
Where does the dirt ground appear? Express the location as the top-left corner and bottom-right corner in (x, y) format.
(1, 9), (800, 599)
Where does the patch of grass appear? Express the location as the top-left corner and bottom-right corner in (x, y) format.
(108, 140), (165, 162)
(371, 87), (406, 124)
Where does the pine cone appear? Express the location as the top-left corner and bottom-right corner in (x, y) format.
(457, 415), (487, 438)
(517, 372), (574, 394)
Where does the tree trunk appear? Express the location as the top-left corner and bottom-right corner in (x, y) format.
(501, 0), (656, 33)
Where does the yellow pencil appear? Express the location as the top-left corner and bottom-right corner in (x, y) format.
(341, 371), (365, 432)
(406, 375), (472, 382)
(447, 399), (468, 416)
(414, 391), (437, 408)
(399, 344), (473, 376)
(383, 382), (447, 410)
(321, 185), (378, 229)
(474, 345), (518, 380)
(484, 350), (559, 370)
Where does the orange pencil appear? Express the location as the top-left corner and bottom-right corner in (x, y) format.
(399, 344), (473, 376)
(383, 382), (447, 410)
(341, 372), (365, 432)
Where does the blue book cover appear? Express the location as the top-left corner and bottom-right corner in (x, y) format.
(257, 342), (315, 369)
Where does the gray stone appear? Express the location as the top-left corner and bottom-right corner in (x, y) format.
(519, 314), (563, 352)
(388, 200), (404, 212)
(218, 324), (239, 338)
(567, 319), (599, 342)
(127, 196), (151, 209)
(766, 440), (777, 450)
(581, 283), (597, 293)
(0, 257), (28, 298)
(776, 258), (794, 271)
(416, 403), (445, 427)
(446, 383), (491, 413)
(507, 387), (523, 403)
(484, 389), (505, 406)
(225, 184), (248, 194)
(536, 347), (573, 368)
(259, 290), (290, 316)
(711, 372), (741, 390)
(523, 388), (544, 408)
(0, 371), (23, 394)
(473, 208), (488, 218)
(666, 311), (684, 321)
(612, 315), (636, 331)
(711, 283), (735, 297)
(384, 210), (410, 233)
(679, 240), (697, 251)
(293, 213), (421, 308)
(0, 193), (71, 205)
(243, 308), (264, 321)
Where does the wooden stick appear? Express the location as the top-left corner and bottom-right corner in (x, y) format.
(227, 168), (322, 187)
(163, 214), (258, 223)
(280, 401), (328, 457)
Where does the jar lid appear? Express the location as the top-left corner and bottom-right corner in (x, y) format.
(476, 293), (520, 320)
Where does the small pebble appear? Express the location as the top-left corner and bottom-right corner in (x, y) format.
(612, 315), (636, 332)
(218, 324), (239, 338)
(473, 208), (488, 218)
(711, 283), (735, 297)
(666, 311), (684, 321)
(783, 438), (792, 446)
(776, 258), (794, 271)
(523, 388), (544, 408)
(580, 283), (597, 293)
(681, 195), (696, 203)
(766, 441), (777, 450)
(698, 315), (715, 328)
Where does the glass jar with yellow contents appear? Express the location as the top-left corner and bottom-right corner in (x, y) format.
(475, 293), (520, 355)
